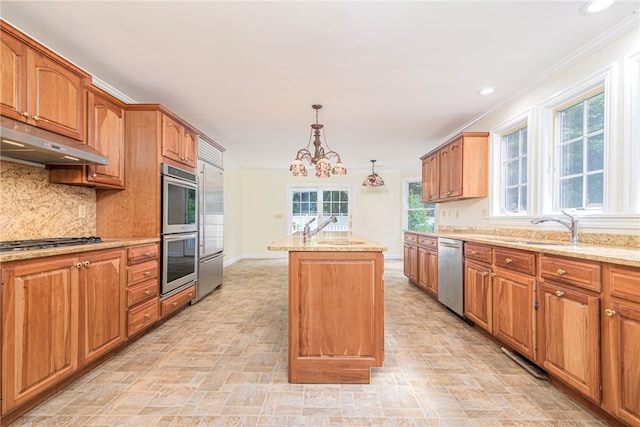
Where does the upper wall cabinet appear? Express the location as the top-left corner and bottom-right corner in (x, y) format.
(49, 85), (126, 189)
(0, 21), (89, 141)
(420, 132), (489, 203)
(161, 113), (197, 169)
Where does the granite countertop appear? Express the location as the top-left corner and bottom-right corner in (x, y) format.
(404, 230), (640, 268)
(268, 231), (387, 252)
(0, 238), (160, 263)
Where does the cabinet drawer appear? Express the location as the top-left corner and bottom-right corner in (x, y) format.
(604, 264), (638, 302)
(127, 244), (158, 265)
(127, 298), (158, 337)
(541, 255), (601, 292)
(404, 233), (418, 244)
(127, 260), (158, 286)
(161, 285), (196, 318)
(418, 236), (437, 250)
(127, 279), (159, 307)
(494, 247), (536, 275)
(465, 243), (492, 264)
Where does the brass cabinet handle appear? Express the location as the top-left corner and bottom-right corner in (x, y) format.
(605, 309), (616, 317)
(144, 313), (150, 319)
(557, 269), (566, 275)
(21, 111), (29, 118)
(490, 272), (496, 277)
(172, 301), (178, 306)
(471, 250), (478, 255)
(481, 271), (489, 276)
(75, 262), (82, 268)
(505, 258), (513, 264)
(555, 290), (564, 297)
(92, 173), (97, 178)
(32, 115), (40, 121)
(188, 293), (193, 297)
(84, 261), (90, 267)
(144, 289), (151, 295)
(144, 271), (151, 276)
(144, 252), (152, 257)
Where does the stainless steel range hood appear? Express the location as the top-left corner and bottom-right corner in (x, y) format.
(0, 116), (109, 166)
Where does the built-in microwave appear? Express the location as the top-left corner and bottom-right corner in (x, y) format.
(161, 163), (197, 234)
(162, 232), (198, 296)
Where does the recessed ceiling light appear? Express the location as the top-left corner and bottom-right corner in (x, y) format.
(478, 87), (495, 95)
(580, 0), (616, 14)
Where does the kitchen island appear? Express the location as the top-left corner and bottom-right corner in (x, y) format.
(268, 231), (387, 384)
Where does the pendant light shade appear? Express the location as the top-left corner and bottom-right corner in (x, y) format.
(362, 160), (385, 187)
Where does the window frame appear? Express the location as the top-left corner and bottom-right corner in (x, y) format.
(286, 184), (353, 234)
(402, 178), (436, 232)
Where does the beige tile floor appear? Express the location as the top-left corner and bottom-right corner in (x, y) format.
(10, 259), (608, 426)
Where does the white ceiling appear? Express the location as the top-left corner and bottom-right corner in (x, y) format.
(2, 1), (638, 172)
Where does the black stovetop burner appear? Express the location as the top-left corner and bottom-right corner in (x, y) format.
(0, 236), (103, 253)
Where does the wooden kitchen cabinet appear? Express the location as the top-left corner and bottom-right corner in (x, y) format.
(49, 85), (126, 189)
(162, 113), (198, 169)
(601, 263), (640, 426)
(126, 243), (160, 338)
(492, 247), (537, 361)
(79, 249), (126, 366)
(0, 21), (88, 141)
(420, 132), (489, 203)
(161, 284), (196, 318)
(417, 236), (438, 297)
(1, 248), (124, 415)
(403, 233), (418, 283)
(464, 242), (494, 333)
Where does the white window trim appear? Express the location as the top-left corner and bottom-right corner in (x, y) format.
(402, 177), (436, 232)
(539, 63), (615, 215)
(285, 184), (354, 234)
(489, 108), (534, 218)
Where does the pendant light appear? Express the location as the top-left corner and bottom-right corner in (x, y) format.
(362, 160), (385, 187)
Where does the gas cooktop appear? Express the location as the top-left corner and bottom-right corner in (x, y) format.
(0, 237), (103, 253)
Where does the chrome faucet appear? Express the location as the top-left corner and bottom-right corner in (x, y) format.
(303, 216), (337, 241)
(530, 209), (579, 243)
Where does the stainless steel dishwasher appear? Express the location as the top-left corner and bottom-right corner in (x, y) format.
(437, 237), (464, 317)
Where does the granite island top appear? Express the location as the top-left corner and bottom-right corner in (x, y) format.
(406, 230), (640, 268)
(0, 238), (160, 263)
(268, 231), (387, 252)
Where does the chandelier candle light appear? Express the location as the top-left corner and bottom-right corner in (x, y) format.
(362, 160), (385, 187)
(290, 104), (347, 178)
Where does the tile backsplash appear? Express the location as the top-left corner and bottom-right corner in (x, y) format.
(0, 161), (96, 241)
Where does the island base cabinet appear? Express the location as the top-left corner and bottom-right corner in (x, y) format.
(288, 251), (384, 383)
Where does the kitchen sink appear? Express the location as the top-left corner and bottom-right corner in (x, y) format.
(317, 240), (366, 245)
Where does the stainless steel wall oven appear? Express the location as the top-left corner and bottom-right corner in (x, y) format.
(161, 163), (198, 297)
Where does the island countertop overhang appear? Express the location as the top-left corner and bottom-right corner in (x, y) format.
(268, 231), (387, 252)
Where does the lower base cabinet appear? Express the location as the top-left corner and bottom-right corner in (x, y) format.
(161, 284), (196, 318)
(464, 260), (492, 332)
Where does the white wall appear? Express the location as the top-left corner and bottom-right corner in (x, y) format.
(223, 159), (244, 265)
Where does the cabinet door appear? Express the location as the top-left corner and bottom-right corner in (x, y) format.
(86, 89), (126, 188)
(27, 49), (85, 140)
(403, 243), (418, 282)
(439, 147), (451, 199)
(417, 247), (430, 293)
(182, 127), (198, 168)
(493, 268), (536, 360)
(0, 29), (28, 122)
(425, 249), (438, 296)
(1, 257), (79, 414)
(604, 302), (640, 426)
(465, 260), (492, 332)
(448, 138), (463, 197)
(78, 250), (126, 366)
(162, 113), (184, 163)
(421, 154), (439, 202)
(539, 282), (601, 403)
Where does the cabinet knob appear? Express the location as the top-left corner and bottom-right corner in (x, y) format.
(21, 111), (29, 118)
(75, 262), (82, 268)
(92, 173), (97, 178)
(555, 290), (564, 297)
(144, 289), (151, 295)
(188, 293), (193, 297)
(490, 272), (496, 277)
(605, 308), (616, 317)
(557, 269), (566, 275)
(144, 271), (151, 276)
(471, 251), (478, 255)
(32, 115), (41, 121)
(172, 301), (178, 306)
(481, 271), (489, 276)
(144, 313), (150, 319)
(84, 261), (90, 267)
(144, 252), (152, 257)
(505, 258), (513, 264)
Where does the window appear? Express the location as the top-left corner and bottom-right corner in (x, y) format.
(405, 179), (435, 232)
(288, 186), (351, 233)
(501, 125), (528, 213)
(555, 90), (605, 210)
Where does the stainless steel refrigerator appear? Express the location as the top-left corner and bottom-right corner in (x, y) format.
(194, 140), (224, 303)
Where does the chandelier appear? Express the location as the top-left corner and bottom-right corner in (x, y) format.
(362, 160), (385, 187)
(290, 104), (347, 178)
